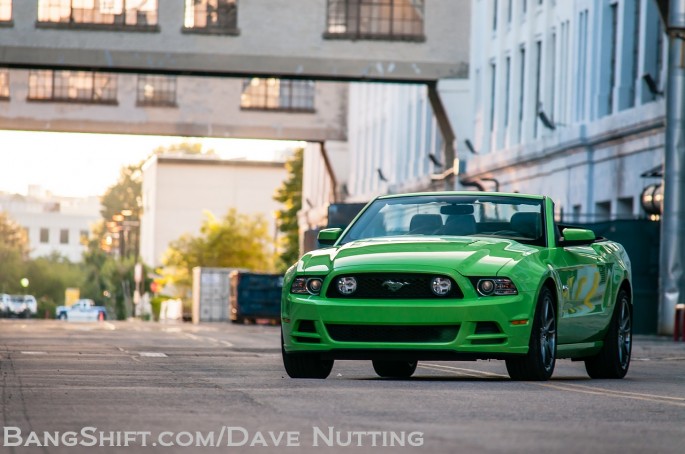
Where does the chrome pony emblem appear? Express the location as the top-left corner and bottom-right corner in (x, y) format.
(382, 280), (410, 292)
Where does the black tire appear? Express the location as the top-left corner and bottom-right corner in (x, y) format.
(230, 317), (244, 324)
(281, 329), (333, 379)
(506, 286), (557, 381)
(58, 313), (67, 320)
(584, 288), (632, 379)
(372, 360), (418, 379)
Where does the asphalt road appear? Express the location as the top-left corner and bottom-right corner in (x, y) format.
(1, 319), (684, 454)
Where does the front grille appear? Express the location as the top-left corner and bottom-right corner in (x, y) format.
(325, 324), (460, 343)
(325, 273), (463, 299)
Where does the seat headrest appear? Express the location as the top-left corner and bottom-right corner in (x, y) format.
(510, 212), (541, 238)
(409, 214), (443, 234)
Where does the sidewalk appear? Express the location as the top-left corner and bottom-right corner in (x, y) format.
(633, 335), (685, 360)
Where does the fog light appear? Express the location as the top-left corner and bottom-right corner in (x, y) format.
(337, 277), (357, 295)
(431, 276), (452, 296)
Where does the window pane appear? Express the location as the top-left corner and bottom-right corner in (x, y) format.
(37, 0), (158, 26)
(60, 229), (69, 244)
(241, 78), (315, 112)
(40, 228), (50, 244)
(0, 0), (12, 21)
(0, 68), (9, 99)
(137, 74), (177, 106)
(326, 0), (424, 39)
(184, 0), (238, 30)
(28, 70), (117, 103)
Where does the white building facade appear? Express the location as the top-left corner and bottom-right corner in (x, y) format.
(140, 155), (287, 267)
(345, 79), (472, 202)
(0, 187), (100, 262)
(464, 0), (666, 222)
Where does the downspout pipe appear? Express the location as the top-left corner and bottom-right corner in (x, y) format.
(658, 0), (685, 334)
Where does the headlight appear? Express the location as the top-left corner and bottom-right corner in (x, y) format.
(431, 276), (452, 296)
(476, 278), (518, 296)
(290, 277), (324, 295)
(336, 277), (357, 295)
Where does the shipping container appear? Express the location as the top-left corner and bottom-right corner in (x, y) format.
(192, 267), (244, 323)
(229, 271), (283, 323)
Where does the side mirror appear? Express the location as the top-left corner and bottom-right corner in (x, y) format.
(561, 228), (596, 246)
(318, 228), (343, 246)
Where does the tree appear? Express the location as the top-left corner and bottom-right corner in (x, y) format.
(0, 211), (28, 293)
(97, 142), (216, 258)
(162, 209), (276, 299)
(273, 148), (303, 271)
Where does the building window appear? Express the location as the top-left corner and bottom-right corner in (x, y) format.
(37, 0), (158, 30)
(607, 3), (618, 115)
(240, 78), (315, 112)
(136, 75), (177, 107)
(60, 229), (69, 245)
(517, 46), (526, 143)
(572, 204), (582, 223)
(575, 9), (588, 121)
(504, 56), (511, 128)
(595, 201), (611, 222)
(492, 0), (497, 31)
(0, 0), (12, 23)
(183, 0), (238, 34)
(533, 40), (542, 138)
(325, 0), (425, 41)
(0, 68), (8, 100)
(489, 62), (496, 132)
(40, 228), (49, 244)
(28, 70), (118, 104)
(80, 230), (89, 245)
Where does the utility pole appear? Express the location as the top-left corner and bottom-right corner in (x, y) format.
(658, 0), (685, 334)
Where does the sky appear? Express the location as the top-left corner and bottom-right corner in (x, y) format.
(0, 130), (303, 198)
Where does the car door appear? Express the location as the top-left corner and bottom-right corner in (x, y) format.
(555, 244), (611, 344)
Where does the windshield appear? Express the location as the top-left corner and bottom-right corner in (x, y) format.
(340, 195), (545, 246)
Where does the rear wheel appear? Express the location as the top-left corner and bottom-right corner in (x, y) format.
(585, 289), (632, 379)
(372, 360), (417, 379)
(281, 329), (333, 379)
(506, 286), (556, 381)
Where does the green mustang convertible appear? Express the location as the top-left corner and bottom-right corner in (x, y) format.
(281, 192), (632, 381)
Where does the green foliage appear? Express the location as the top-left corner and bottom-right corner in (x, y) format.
(273, 148), (303, 271)
(150, 294), (173, 321)
(0, 212), (29, 294)
(161, 209), (276, 298)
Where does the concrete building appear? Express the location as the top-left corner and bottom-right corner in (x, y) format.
(0, 69), (348, 141)
(140, 154), (287, 267)
(298, 78), (471, 244)
(463, 0), (666, 222)
(0, 1), (469, 82)
(0, 186), (100, 262)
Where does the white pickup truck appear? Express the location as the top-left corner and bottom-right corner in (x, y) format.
(56, 299), (107, 321)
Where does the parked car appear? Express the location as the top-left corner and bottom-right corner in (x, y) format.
(0, 294), (37, 318)
(281, 192), (632, 381)
(56, 299), (107, 321)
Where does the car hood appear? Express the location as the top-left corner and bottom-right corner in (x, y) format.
(298, 236), (540, 276)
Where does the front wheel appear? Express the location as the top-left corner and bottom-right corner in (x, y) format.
(506, 286), (557, 381)
(372, 360), (417, 379)
(281, 330), (333, 379)
(584, 289), (632, 379)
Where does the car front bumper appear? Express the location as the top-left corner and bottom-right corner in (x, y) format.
(282, 292), (536, 360)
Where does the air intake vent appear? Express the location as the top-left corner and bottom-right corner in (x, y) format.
(325, 324), (460, 343)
